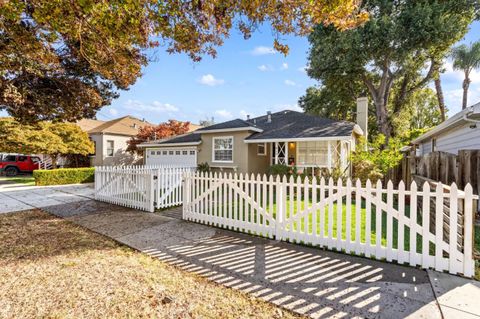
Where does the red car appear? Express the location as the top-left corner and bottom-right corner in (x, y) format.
(0, 155), (41, 176)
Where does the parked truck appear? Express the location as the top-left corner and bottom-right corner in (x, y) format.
(0, 155), (41, 176)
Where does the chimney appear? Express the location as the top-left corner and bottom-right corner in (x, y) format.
(267, 111), (272, 123)
(356, 97), (368, 141)
(246, 114), (250, 120)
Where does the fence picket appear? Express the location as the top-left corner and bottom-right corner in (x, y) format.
(422, 182), (431, 268)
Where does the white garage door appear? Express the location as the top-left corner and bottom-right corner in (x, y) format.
(146, 148), (197, 166)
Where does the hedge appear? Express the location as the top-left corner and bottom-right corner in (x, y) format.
(33, 167), (95, 186)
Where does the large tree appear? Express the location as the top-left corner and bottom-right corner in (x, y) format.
(0, 118), (94, 167)
(451, 41), (480, 109)
(0, 0), (367, 123)
(127, 120), (190, 155)
(306, 0), (476, 140)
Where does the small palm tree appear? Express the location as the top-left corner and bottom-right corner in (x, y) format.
(451, 41), (480, 109)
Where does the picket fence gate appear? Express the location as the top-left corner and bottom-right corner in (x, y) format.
(183, 172), (477, 277)
(95, 165), (195, 212)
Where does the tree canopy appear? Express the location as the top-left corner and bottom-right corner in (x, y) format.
(0, 0), (367, 123)
(451, 41), (480, 109)
(306, 0), (476, 140)
(0, 118), (94, 164)
(127, 120), (190, 155)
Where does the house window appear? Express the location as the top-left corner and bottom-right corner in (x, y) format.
(257, 143), (266, 156)
(175, 150), (181, 155)
(163, 150), (167, 155)
(213, 136), (233, 162)
(190, 150), (196, 155)
(157, 151), (161, 155)
(297, 141), (329, 166)
(182, 150), (188, 155)
(169, 150), (174, 155)
(150, 150), (155, 155)
(106, 140), (114, 157)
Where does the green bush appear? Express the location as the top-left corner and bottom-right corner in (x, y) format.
(33, 167), (95, 186)
(197, 162), (210, 173)
(267, 164), (296, 177)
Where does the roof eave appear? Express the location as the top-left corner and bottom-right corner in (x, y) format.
(244, 136), (354, 143)
(198, 126), (263, 133)
(137, 141), (202, 148)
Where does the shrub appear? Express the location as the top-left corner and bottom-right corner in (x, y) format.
(197, 162), (210, 173)
(33, 167), (95, 186)
(267, 164), (297, 177)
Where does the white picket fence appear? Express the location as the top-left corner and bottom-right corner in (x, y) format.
(95, 165), (195, 212)
(183, 172), (478, 277)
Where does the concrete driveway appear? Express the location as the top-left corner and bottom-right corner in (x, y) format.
(39, 200), (480, 319)
(0, 182), (94, 214)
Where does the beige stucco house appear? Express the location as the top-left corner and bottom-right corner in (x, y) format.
(78, 116), (152, 166)
(138, 98), (368, 175)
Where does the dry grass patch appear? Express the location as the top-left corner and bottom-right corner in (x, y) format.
(0, 210), (302, 319)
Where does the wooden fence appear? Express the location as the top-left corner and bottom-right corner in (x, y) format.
(386, 150), (480, 199)
(183, 172), (477, 277)
(95, 165), (195, 212)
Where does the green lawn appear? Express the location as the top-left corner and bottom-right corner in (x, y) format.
(0, 175), (35, 186)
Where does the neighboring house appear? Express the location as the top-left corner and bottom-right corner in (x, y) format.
(138, 98), (368, 175)
(77, 116), (201, 166)
(412, 102), (480, 155)
(78, 116), (152, 166)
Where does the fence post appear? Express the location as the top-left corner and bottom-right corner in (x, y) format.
(463, 183), (474, 277)
(182, 171), (189, 220)
(275, 175), (284, 240)
(149, 171), (155, 212)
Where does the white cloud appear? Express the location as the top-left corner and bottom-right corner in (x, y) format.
(443, 60), (480, 83)
(281, 63), (289, 70)
(123, 100), (179, 113)
(198, 74), (224, 86)
(284, 79), (297, 86)
(258, 64), (273, 72)
(298, 66), (307, 73)
(215, 109), (233, 119)
(250, 46), (276, 56)
(108, 108), (119, 116)
(272, 104), (303, 112)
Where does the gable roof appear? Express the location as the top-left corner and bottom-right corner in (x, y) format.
(87, 116), (151, 136)
(196, 118), (262, 133)
(244, 110), (359, 141)
(138, 133), (202, 147)
(412, 101), (480, 144)
(138, 110), (361, 147)
(77, 119), (105, 132)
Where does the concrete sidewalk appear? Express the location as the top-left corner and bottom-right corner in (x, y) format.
(0, 183), (94, 214)
(39, 199), (480, 319)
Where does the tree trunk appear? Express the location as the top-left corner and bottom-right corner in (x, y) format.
(374, 96), (391, 139)
(51, 154), (58, 169)
(462, 75), (470, 110)
(434, 77), (446, 121)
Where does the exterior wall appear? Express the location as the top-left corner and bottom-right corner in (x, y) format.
(197, 131), (251, 174)
(90, 133), (138, 166)
(247, 142), (271, 174)
(418, 123), (480, 155)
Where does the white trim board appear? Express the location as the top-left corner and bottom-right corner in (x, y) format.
(244, 136), (354, 143)
(138, 141), (202, 147)
(198, 126), (263, 134)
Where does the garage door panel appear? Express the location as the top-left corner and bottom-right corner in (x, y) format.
(146, 148), (196, 166)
